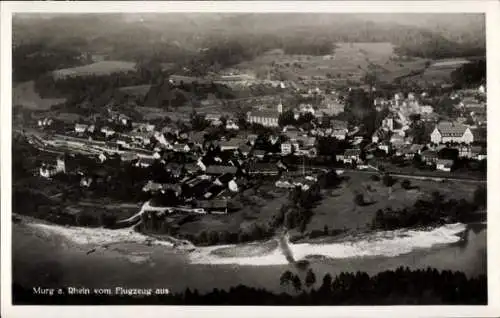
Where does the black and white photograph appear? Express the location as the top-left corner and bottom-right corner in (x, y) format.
(1, 1), (499, 316)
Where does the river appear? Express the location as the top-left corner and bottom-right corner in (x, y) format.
(12, 220), (486, 295)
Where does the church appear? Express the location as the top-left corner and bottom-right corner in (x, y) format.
(246, 101), (283, 128)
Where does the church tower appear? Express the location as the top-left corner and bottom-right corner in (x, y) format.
(277, 98), (283, 114)
(56, 157), (66, 174)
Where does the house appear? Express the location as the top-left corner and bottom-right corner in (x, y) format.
(132, 132), (153, 145)
(220, 138), (245, 151)
(409, 144), (424, 156)
(281, 142), (293, 155)
(100, 126), (115, 137)
(247, 162), (280, 176)
(252, 149), (267, 160)
(397, 144), (423, 159)
(390, 134), (405, 148)
(339, 149), (362, 164)
(378, 142), (391, 154)
(132, 122), (155, 132)
(247, 103), (282, 127)
(436, 159), (454, 172)
(98, 153), (107, 163)
(420, 105), (434, 114)
(184, 163), (200, 174)
(239, 144), (252, 157)
(80, 176), (93, 188)
(37, 117), (53, 128)
(75, 123), (88, 133)
(298, 136), (316, 148)
(195, 199), (229, 214)
(299, 104), (315, 115)
(372, 129), (390, 144)
(205, 165), (238, 175)
(172, 144), (191, 153)
(247, 134), (258, 146)
(421, 150), (438, 165)
(134, 157), (157, 168)
(430, 122), (474, 144)
(225, 120), (239, 130)
(166, 162), (184, 178)
(471, 146), (487, 160)
(116, 136), (133, 148)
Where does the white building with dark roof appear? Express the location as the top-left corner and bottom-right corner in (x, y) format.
(430, 122), (474, 144)
(247, 102), (283, 127)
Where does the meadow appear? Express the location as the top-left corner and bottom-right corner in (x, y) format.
(306, 172), (476, 235)
(233, 42), (428, 85)
(52, 61), (137, 79)
(13, 81), (66, 110)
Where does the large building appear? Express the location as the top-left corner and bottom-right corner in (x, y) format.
(247, 102), (283, 128)
(430, 122), (474, 144)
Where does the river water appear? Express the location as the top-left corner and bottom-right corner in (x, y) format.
(12, 221), (486, 294)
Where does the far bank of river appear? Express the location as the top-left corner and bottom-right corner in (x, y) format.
(12, 219), (486, 295)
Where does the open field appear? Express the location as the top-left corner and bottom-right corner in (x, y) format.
(13, 81), (66, 110)
(400, 57), (478, 86)
(52, 112), (83, 123)
(52, 61), (136, 79)
(135, 106), (172, 120)
(175, 184), (289, 236)
(234, 42), (428, 84)
(119, 84), (152, 97)
(306, 172), (477, 234)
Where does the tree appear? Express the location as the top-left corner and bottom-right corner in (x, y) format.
(382, 174), (395, 187)
(280, 270), (293, 288)
(354, 193), (365, 206)
(305, 269), (317, 289)
(320, 273), (333, 293)
(292, 274), (302, 292)
(401, 179), (411, 190)
(278, 110), (296, 127)
(473, 185), (487, 209)
(409, 113), (421, 123)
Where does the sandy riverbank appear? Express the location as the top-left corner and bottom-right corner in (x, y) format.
(190, 223), (468, 265)
(18, 215), (468, 268)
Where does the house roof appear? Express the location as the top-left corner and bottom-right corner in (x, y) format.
(248, 162), (279, 172)
(196, 199), (228, 209)
(344, 149), (361, 156)
(166, 162), (183, 171)
(253, 149), (267, 156)
(437, 159), (454, 167)
(330, 120), (348, 130)
(137, 157), (157, 165)
(248, 110), (280, 119)
(184, 163), (199, 172)
(435, 122), (468, 137)
(173, 143), (189, 150)
(206, 165), (238, 175)
(220, 138), (246, 149)
(421, 150), (438, 158)
(410, 144), (424, 152)
(239, 144), (252, 153)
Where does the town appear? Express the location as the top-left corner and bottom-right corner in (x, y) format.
(13, 62), (487, 244)
(9, 12), (489, 307)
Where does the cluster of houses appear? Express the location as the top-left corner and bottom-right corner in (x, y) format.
(33, 82), (487, 217)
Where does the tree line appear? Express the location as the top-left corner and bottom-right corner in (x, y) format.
(372, 187), (486, 231)
(12, 266), (486, 305)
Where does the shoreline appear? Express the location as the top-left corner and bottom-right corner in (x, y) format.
(14, 214), (475, 267)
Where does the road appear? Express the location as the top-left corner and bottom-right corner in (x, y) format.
(291, 164), (486, 184)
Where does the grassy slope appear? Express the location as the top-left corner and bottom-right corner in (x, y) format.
(13, 81), (66, 110)
(307, 172), (475, 233)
